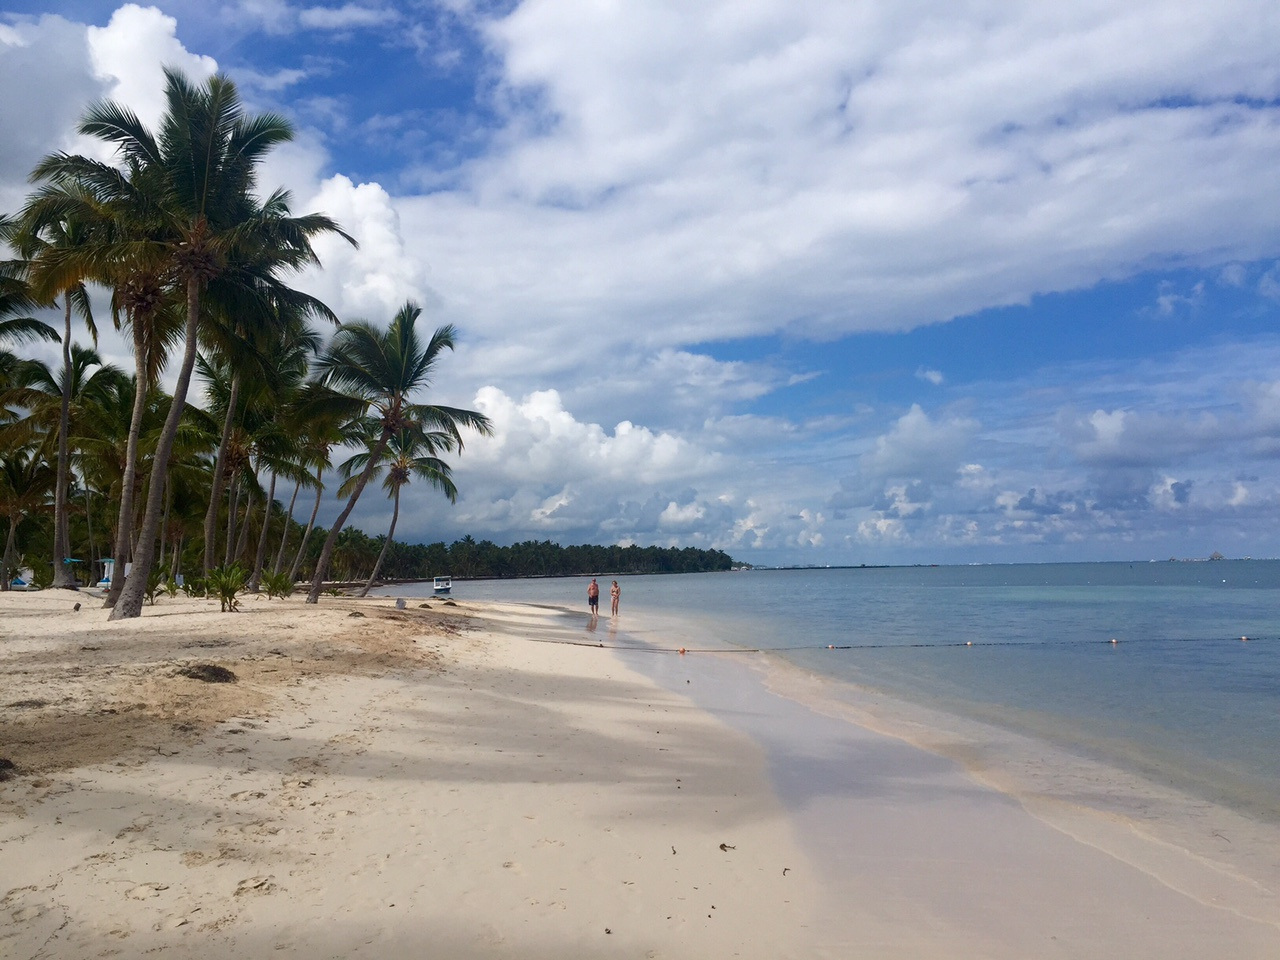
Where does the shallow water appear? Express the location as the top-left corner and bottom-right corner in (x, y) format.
(386, 561), (1280, 823)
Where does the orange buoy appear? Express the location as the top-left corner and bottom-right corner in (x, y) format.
(678, 647), (686, 655)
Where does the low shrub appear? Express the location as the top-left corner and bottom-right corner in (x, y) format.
(207, 564), (248, 613)
(260, 570), (294, 599)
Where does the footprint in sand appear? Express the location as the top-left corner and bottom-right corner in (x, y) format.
(235, 819), (282, 837)
(234, 875), (276, 897)
(115, 816), (153, 839)
(126, 882), (169, 900)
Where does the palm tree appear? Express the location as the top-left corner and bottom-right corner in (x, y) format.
(243, 333), (321, 590)
(197, 269), (336, 577)
(285, 381), (367, 582)
(21, 346), (129, 582)
(305, 301), (491, 604)
(3, 211), (98, 588)
(30, 67), (353, 620)
(338, 425), (459, 597)
(0, 247), (58, 343)
(18, 144), (182, 605)
(0, 446), (55, 590)
(0, 249), (60, 406)
(73, 373), (163, 585)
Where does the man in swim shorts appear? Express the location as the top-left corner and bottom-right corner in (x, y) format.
(587, 578), (600, 616)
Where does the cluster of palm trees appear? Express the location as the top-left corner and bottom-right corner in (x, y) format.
(0, 68), (490, 618)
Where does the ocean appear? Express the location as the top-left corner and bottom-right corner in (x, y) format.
(383, 560), (1280, 825)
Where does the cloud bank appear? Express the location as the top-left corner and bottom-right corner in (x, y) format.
(5, 2), (1280, 563)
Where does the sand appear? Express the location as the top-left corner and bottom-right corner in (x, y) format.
(3, 588), (1279, 959)
(0, 590), (817, 958)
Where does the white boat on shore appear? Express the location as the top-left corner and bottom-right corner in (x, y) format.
(433, 576), (452, 595)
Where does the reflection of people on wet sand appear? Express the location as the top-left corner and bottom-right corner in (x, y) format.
(610, 580), (620, 616)
(587, 578), (600, 617)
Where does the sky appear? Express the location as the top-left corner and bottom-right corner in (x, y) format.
(4, 1), (1280, 566)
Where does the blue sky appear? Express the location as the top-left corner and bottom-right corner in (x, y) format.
(4, 2), (1280, 565)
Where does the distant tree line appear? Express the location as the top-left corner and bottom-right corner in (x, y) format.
(321, 531), (737, 582)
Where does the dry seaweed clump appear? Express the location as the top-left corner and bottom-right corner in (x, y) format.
(178, 664), (238, 683)
(0, 757), (16, 781)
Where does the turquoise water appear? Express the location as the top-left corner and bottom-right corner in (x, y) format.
(387, 561), (1280, 821)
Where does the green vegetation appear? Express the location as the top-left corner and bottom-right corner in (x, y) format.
(144, 565), (166, 606)
(328, 534), (735, 581)
(207, 564), (248, 613)
(259, 569), (294, 599)
(0, 67), (736, 605)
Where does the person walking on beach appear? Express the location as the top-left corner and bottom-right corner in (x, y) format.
(610, 580), (620, 616)
(587, 578), (600, 617)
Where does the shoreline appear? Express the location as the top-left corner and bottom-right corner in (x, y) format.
(3, 591), (1279, 957)
(590, 602), (1280, 955)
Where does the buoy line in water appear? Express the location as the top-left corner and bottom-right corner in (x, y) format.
(522, 633), (1276, 654)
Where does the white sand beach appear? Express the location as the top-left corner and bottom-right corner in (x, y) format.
(1, 591), (818, 958)
(2, 589), (1278, 959)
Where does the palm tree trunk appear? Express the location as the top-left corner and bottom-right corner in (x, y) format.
(1, 517), (15, 590)
(84, 485), (96, 577)
(358, 486), (400, 597)
(289, 465), (325, 582)
(158, 476), (171, 570)
(272, 479), (300, 575)
(203, 370), (240, 576)
(110, 278), (201, 620)
(234, 486), (254, 563)
(224, 471), (240, 566)
(105, 322), (149, 608)
(52, 296), (76, 589)
(307, 434), (390, 603)
(250, 471), (277, 590)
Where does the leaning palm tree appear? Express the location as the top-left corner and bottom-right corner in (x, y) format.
(18, 151), (180, 605)
(72, 372), (163, 587)
(198, 268), (335, 577)
(305, 302), (491, 603)
(338, 424), (459, 597)
(31, 68), (353, 619)
(285, 381), (372, 582)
